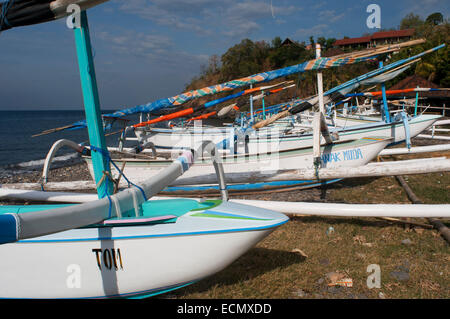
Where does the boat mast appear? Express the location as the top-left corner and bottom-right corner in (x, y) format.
(316, 44), (325, 114)
(73, 10), (113, 198)
(312, 44), (333, 168)
(379, 61), (391, 123)
(262, 90), (266, 120)
(249, 83), (254, 124)
(414, 85), (419, 116)
(313, 44), (324, 168)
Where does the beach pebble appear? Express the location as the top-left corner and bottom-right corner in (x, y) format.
(326, 226), (335, 236)
(401, 239), (413, 245)
(293, 289), (307, 297)
(390, 270), (410, 281)
(327, 286), (341, 294)
(356, 252), (366, 259)
(319, 258), (330, 265)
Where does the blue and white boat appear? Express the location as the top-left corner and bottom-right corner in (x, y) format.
(0, 1), (288, 298)
(84, 136), (392, 196)
(0, 195), (288, 298)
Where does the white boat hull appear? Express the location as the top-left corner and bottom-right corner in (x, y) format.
(85, 138), (391, 186)
(134, 115), (440, 154)
(0, 201), (288, 298)
(246, 114), (440, 153)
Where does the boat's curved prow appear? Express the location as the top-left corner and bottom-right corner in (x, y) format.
(0, 198), (288, 299)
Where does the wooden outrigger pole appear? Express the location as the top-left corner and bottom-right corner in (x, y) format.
(132, 81), (293, 128)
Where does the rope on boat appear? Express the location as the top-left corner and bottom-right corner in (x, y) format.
(0, 0), (14, 31)
(88, 145), (148, 202)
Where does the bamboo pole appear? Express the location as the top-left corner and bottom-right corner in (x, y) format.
(378, 157), (450, 243)
(170, 157), (450, 185)
(377, 217), (433, 229)
(329, 39), (426, 59)
(395, 174), (450, 243)
(417, 134), (450, 141)
(32, 124), (76, 137)
(379, 144), (450, 156)
(229, 199), (450, 218)
(4, 157), (449, 191)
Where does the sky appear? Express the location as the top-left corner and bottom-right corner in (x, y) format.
(0, 0), (448, 110)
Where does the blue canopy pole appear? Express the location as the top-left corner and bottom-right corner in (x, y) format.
(262, 91), (266, 120)
(414, 85), (419, 116)
(73, 10), (113, 198)
(249, 83), (254, 124)
(379, 62), (391, 123)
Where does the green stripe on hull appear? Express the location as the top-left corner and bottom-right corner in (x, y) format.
(191, 211), (272, 221)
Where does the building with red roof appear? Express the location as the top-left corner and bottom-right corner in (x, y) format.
(334, 29), (415, 49)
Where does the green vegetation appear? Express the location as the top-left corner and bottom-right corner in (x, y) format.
(185, 12), (449, 112)
(393, 12), (450, 87)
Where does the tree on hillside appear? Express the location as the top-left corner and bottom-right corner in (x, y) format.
(415, 62), (437, 82)
(326, 38), (336, 50)
(316, 37), (337, 51)
(317, 37), (326, 49)
(426, 12), (444, 25)
(400, 13), (423, 30)
(200, 54), (220, 77)
(272, 36), (282, 48)
(220, 39), (270, 81)
(268, 38), (310, 69)
(185, 12), (449, 105)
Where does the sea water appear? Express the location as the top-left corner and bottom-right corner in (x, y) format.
(0, 110), (132, 177)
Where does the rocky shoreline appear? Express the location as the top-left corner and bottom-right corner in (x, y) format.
(0, 162), (92, 185)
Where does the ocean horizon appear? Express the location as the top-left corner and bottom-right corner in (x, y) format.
(0, 110), (134, 175)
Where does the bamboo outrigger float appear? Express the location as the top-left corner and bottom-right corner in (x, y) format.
(2, 188), (450, 218)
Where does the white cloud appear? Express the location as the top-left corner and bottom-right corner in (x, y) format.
(295, 24), (330, 40)
(319, 10), (346, 23)
(115, 0), (303, 39)
(97, 29), (208, 68)
(398, 0), (449, 20)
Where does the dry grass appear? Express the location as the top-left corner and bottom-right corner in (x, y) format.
(164, 149), (450, 300)
(167, 213), (449, 299)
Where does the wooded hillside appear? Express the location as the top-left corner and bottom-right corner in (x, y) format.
(183, 12), (449, 115)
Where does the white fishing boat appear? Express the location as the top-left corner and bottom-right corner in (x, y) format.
(126, 48), (444, 155)
(84, 44), (445, 195)
(83, 136), (392, 195)
(133, 113), (440, 155)
(0, 1), (289, 299)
